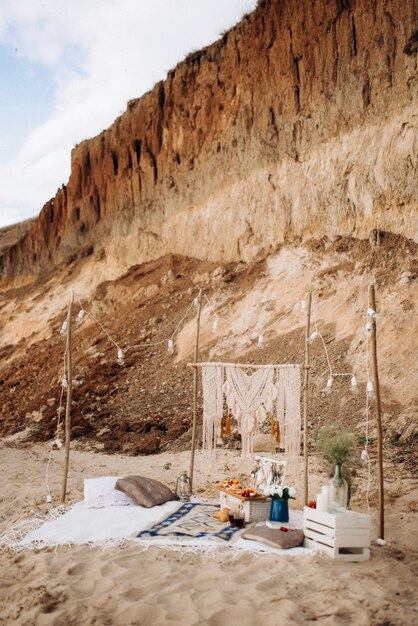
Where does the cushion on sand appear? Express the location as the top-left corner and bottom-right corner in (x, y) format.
(241, 526), (304, 549)
(115, 475), (176, 508)
(84, 477), (133, 508)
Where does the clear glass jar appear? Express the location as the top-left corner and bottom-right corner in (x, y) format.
(329, 463), (348, 511)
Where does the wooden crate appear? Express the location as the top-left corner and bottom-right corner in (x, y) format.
(303, 506), (371, 561)
(219, 489), (270, 523)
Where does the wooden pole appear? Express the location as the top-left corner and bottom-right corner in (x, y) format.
(188, 289), (203, 492)
(61, 290), (74, 503)
(369, 283), (384, 539)
(303, 293), (312, 506)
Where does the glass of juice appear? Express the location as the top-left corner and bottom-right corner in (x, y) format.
(234, 506), (245, 529)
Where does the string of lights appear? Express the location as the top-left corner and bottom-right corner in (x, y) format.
(203, 292), (299, 350)
(59, 289), (368, 400)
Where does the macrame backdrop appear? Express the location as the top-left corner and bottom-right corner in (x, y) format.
(224, 366), (275, 458)
(202, 365), (224, 465)
(278, 367), (301, 469)
(201, 363), (301, 464)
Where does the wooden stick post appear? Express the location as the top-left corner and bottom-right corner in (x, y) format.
(303, 293), (312, 506)
(369, 283), (384, 539)
(61, 290), (74, 503)
(188, 288), (203, 492)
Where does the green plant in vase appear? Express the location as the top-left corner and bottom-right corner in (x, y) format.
(316, 426), (357, 511)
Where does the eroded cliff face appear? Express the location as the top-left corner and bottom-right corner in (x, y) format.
(1, 0), (417, 279)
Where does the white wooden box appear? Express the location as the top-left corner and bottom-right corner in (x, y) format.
(303, 506), (371, 561)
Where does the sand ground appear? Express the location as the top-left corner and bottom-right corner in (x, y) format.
(0, 440), (417, 626)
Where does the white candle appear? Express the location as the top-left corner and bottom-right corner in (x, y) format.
(316, 493), (326, 512)
(321, 486), (330, 511)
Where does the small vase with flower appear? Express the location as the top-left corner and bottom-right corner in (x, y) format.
(264, 485), (296, 523)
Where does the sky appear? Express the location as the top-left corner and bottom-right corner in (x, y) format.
(0, 0), (257, 228)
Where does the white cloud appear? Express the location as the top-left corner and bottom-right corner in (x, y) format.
(0, 0), (256, 227)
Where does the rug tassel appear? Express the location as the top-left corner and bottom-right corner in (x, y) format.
(225, 414), (231, 436)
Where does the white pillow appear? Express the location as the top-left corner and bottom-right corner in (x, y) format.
(84, 476), (134, 508)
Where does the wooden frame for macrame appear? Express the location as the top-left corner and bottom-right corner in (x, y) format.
(185, 293), (312, 501)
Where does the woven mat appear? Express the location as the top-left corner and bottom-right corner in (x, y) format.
(135, 502), (241, 543)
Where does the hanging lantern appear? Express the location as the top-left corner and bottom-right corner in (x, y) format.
(55, 436), (63, 449)
(174, 471), (191, 502)
(193, 297), (200, 309)
(350, 376), (359, 394)
(76, 308), (85, 324)
(167, 339), (174, 354)
(60, 321), (68, 336)
(212, 317), (219, 334)
(308, 331), (319, 343)
(367, 307), (378, 319)
(117, 349), (124, 365)
(62, 377), (68, 389)
(47, 494), (52, 505)
(363, 321), (372, 337)
(361, 449), (370, 462)
(324, 377), (334, 395)
(366, 381), (374, 399)
(257, 335), (264, 349)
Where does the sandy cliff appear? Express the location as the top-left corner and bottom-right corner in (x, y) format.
(1, 0), (417, 280)
(0, 0), (416, 466)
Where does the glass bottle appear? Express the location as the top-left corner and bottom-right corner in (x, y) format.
(329, 463), (348, 511)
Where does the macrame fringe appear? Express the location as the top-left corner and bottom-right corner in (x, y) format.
(132, 540), (305, 558)
(0, 504), (71, 553)
(285, 418), (301, 472)
(202, 365), (224, 468)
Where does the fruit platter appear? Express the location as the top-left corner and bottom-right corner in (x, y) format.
(219, 479), (265, 501)
(218, 479), (242, 491)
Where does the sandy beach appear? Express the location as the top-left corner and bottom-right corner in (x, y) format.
(0, 440), (417, 626)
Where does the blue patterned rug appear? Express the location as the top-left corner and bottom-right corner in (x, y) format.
(135, 502), (241, 543)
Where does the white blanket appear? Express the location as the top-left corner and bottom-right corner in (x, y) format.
(3, 501), (313, 557)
